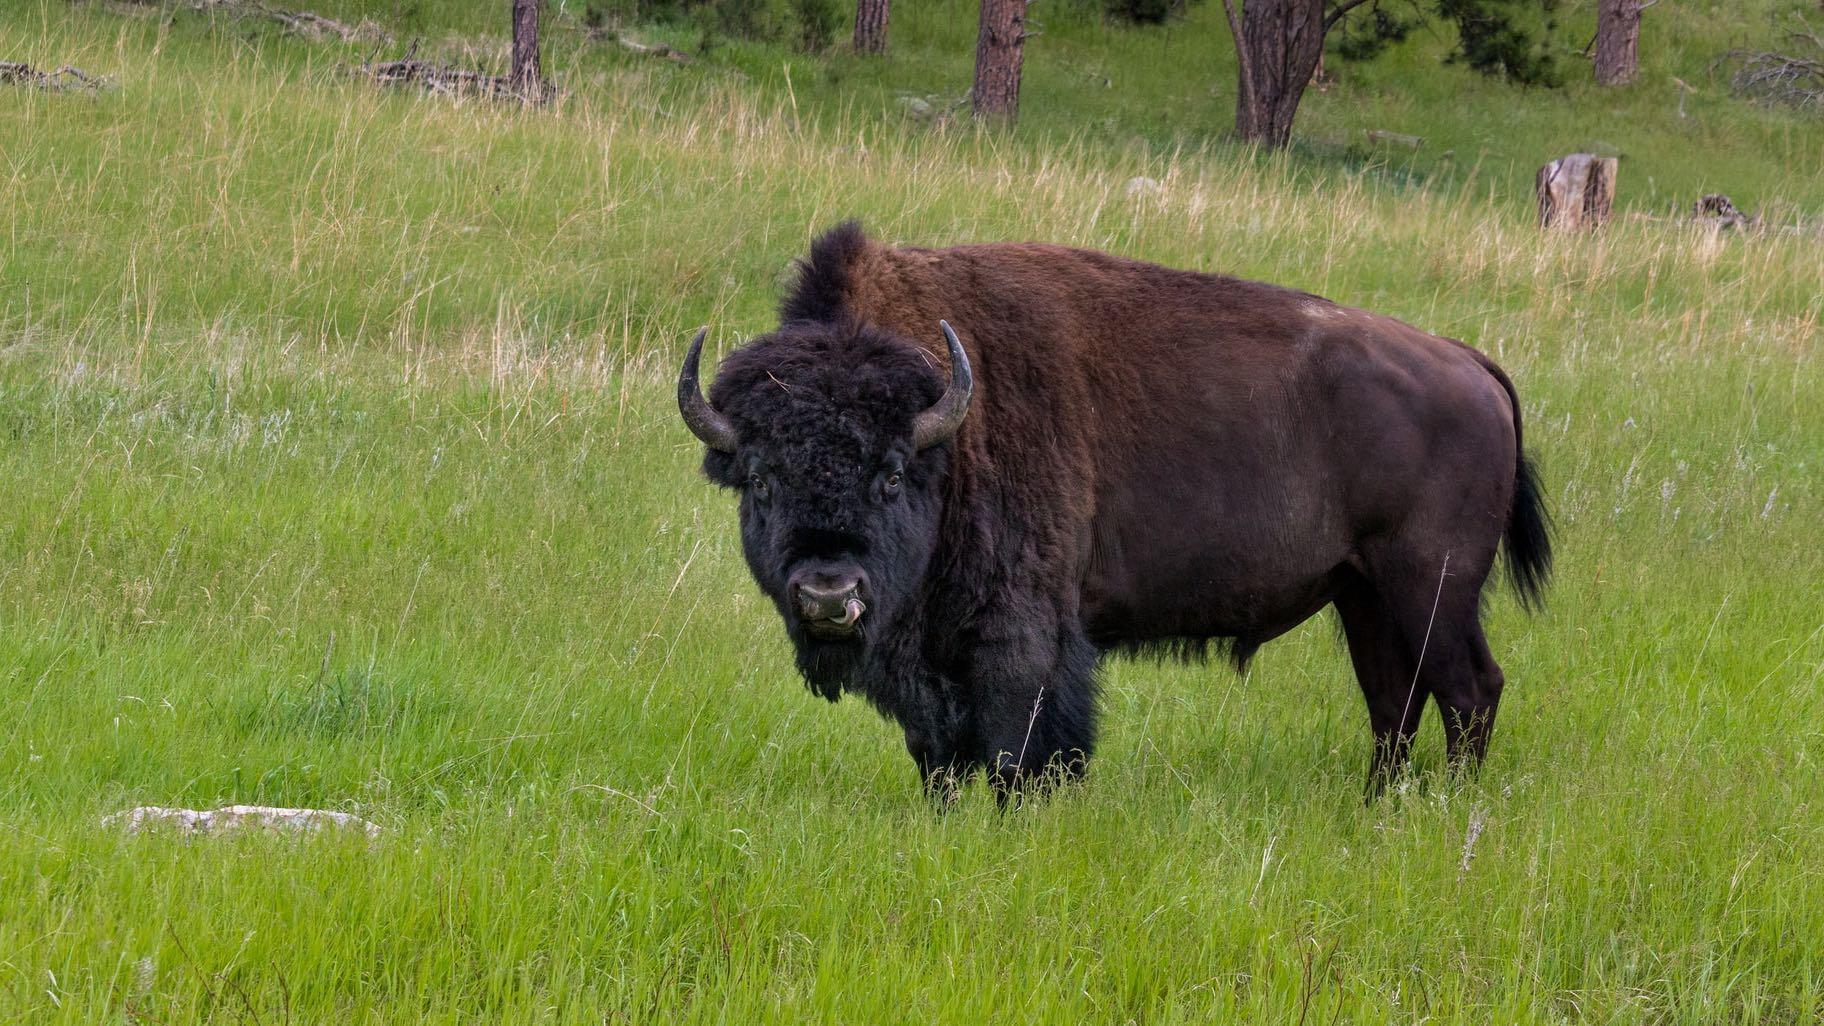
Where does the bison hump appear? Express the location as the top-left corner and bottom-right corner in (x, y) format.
(781, 219), (871, 324)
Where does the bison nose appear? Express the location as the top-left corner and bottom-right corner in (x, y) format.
(789, 572), (867, 628)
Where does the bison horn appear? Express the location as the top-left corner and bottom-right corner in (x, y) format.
(911, 321), (974, 450)
(678, 327), (738, 453)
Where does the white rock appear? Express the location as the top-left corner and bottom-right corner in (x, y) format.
(1123, 176), (1163, 199)
(103, 805), (381, 839)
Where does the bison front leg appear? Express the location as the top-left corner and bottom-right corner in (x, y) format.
(904, 723), (965, 805)
(971, 629), (1100, 805)
(902, 678), (970, 805)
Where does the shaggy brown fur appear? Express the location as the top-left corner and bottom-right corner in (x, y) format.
(688, 221), (1551, 797)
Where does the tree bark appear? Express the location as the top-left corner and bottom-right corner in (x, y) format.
(853, 0), (889, 54)
(972, 0), (1026, 122)
(511, 0), (543, 99)
(1222, 0), (1329, 148)
(1536, 153), (1618, 230)
(1593, 0), (1643, 86)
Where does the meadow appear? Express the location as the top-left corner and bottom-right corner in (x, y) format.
(2, 2), (1822, 1022)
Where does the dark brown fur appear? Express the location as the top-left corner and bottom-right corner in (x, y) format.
(698, 221), (1551, 797)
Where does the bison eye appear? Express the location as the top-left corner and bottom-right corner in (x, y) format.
(748, 474), (770, 502)
(884, 471), (903, 495)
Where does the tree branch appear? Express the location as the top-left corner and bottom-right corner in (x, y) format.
(1324, 0), (1375, 34)
(1220, 0), (1256, 111)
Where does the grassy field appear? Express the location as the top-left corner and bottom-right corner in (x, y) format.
(207, 0), (1824, 213)
(3, 2), (1823, 1023)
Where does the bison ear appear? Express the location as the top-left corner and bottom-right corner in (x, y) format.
(678, 328), (739, 453)
(910, 321), (973, 450)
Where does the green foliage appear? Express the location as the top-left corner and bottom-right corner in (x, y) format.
(1434, 0), (1562, 86)
(1328, 0), (1561, 87)
(790, 0), (843, 51)
(712, 0), (775, 41)
(1328, 0), (1425, 62)
(1102, 0), (1194, 28)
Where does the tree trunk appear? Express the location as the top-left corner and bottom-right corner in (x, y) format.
(972, 0), (1026, 122)
(1593, 0), (1642, 85)
(1222, 0), (1328, 148)
(853, 0), (889, 54)
(511, 0), (543, 99)
(1536, 153), (1618, 229)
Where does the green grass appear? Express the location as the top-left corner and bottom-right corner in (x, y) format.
(3, 3), (1822, 1023)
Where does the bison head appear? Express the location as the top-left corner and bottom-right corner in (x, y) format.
(678, 321), (972, 699)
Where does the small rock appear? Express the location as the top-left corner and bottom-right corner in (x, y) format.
(897, 95), (933, 119)
(103, 805), (381, 839)
(1123, 176), (1163, 199)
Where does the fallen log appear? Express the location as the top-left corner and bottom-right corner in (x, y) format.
(605, 32), (694, 63)
(1692, 193), (1761, 231)
(1365, 129), (1424, 149)
(351, 52), (549, 103)
(0, 61), (109, 91)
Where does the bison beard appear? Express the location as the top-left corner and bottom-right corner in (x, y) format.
(681, 221), (1552, 801)
(793, 630), (867, 702)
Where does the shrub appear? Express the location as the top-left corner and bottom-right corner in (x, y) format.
(1435, 0), (1563, 86)
(791, 0), (842, 51)
(1103, 0), (1188, 26)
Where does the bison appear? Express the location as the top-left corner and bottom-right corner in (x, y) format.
(679, 221), (1551, 798)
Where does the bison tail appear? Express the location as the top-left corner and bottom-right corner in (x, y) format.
(1505, 451), (1554, 612)
(1481, 353), (1554, 611)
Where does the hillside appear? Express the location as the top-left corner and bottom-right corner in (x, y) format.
(63, 0), (1824, 215)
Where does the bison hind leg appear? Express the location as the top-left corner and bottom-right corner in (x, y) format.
(1433, 620), (1505, 772)
(1343, 538), (1510, 794)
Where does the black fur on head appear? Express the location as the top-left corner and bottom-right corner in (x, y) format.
(702, 320), (954, 700)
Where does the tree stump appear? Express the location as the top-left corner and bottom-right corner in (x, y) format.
(1536, 153), (1618, 229)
